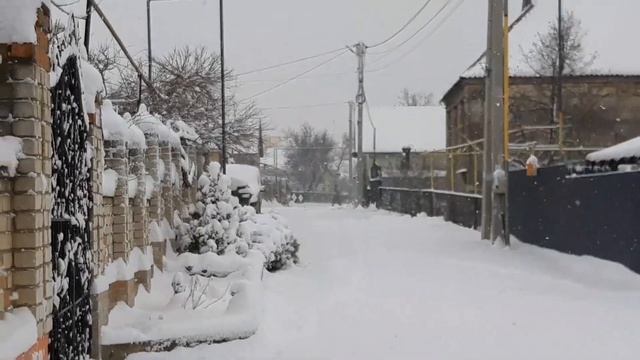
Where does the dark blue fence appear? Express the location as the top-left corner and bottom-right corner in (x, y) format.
(509, 166), (640, 273)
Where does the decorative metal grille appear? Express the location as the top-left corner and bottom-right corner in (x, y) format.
(50, 52), (93, 359)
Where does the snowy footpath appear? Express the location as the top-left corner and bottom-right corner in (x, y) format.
(130, 204), (640, 360)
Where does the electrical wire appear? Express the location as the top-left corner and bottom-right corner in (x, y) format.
(369, 0), (453, 61)
(236, 47), (346, 77)
(367, 0), (435, 49)
(262, 101), (347, 110)
(368, 0), (464, 72)
(239, 50), (348, 102)
(51, 1), (87, 19)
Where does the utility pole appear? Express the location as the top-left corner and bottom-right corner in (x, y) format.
(557, 0), (565, 160)
(147, 0), (153, 84)
(348, 101), (354, 192)
(482, 0), (509, 245)
(219, 0), (227, 174)
(84, 0), (92, 51)
(354, 42), (367, 206)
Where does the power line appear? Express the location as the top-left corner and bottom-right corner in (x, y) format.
(239, 50), (348, 102)
(368, 0), (465, 73)
(262, 101), (347, 110)
(367, 0), (435, 49)
(50, 1), (87, 19)
(236, 47), (346, 77)
(369, 0), (454, 61)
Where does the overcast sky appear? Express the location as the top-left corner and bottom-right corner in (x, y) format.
(52, 0), (535, 137)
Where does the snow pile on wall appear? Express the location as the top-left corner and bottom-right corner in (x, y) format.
(133, 104), (181, 146)
(122, 113), (147, 149)
(80, 58), (103, 114)
(0, 307), (37, 359)
(92, 246), (154, 294)
(102, 249), (263, 345)
(0, 0), (47, 44)
(0, 136), (24, 177)
(168, 120), (200, 142)
(103, 168), (118, 197)
(102, 100), (129, 142)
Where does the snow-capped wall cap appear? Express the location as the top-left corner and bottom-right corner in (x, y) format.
(168, 120), (201, 143)
(128, 123), (147, 150)
(0, 136), (24, 177)
(80, 58), (104, 115)
(0, 0), (50, 44)
(102, 100), (129, 142)
(0, 307), (38, 359)
(133, 104), (181, 146)
(586, 136), (640, 163)
(526, 154), (539, 167)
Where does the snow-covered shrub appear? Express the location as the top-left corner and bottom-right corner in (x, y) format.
(250, 211), (300, 271)
(187, 162), (251, 255)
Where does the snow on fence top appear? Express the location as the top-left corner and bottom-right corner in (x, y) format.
(586, 136), (640, 163)
(0, 136), (24, 177)
(462, 0), (640, 78)
(80, 57), (104, 115)
(0, 0), (49, 44)
(102, 100), (147, 149)
(133, 104), (181, 146)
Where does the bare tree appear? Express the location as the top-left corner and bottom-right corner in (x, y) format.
(522, 11), (596, 77)
(88, 42), (122, 97)
(398, 88), (436, 106)
(285, 124), (337, 191)
(112, 46), (263, 152)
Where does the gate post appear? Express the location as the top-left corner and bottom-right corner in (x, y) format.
(0, 3), (54, 357)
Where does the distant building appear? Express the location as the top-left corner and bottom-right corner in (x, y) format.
(361, 106), (447, 188)
(441, 0), (640, 192)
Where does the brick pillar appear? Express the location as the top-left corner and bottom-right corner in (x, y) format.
(90, 119), (106, 275)
(159, 141), (173, 222)
(145, 134), (161, 223)
(129, 147), (147, 249)
(104, 139), (130, 261)
(0, 3), (53, 342)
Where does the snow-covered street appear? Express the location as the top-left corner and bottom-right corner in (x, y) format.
(131, 204), (640, 360)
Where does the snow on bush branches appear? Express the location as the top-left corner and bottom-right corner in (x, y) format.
(182, 162), (299, 271)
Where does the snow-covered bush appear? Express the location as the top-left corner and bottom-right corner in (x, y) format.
(187, 162), (251, 255)
(250, 211), (300, 271)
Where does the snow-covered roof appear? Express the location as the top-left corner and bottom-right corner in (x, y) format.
(586, 136), (640, 163)
(463, 0), (640, 78)
(133, 104), (181, 146)
(363, 106), (446, 153)
(0, 0), (49, 44)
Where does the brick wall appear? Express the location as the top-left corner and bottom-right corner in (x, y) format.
(0, 2), (53, 341)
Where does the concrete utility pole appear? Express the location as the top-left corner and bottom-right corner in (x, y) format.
(354, 42), (367, 206)
(556, 0), (565, 160)
(84, 0), (93, 51)
(147, 0), (153, 83)
(348, 101), (354, 188)
(481, 0), (510, 245)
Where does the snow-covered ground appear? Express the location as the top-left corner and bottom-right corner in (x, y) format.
(130, 204), (640, 360)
